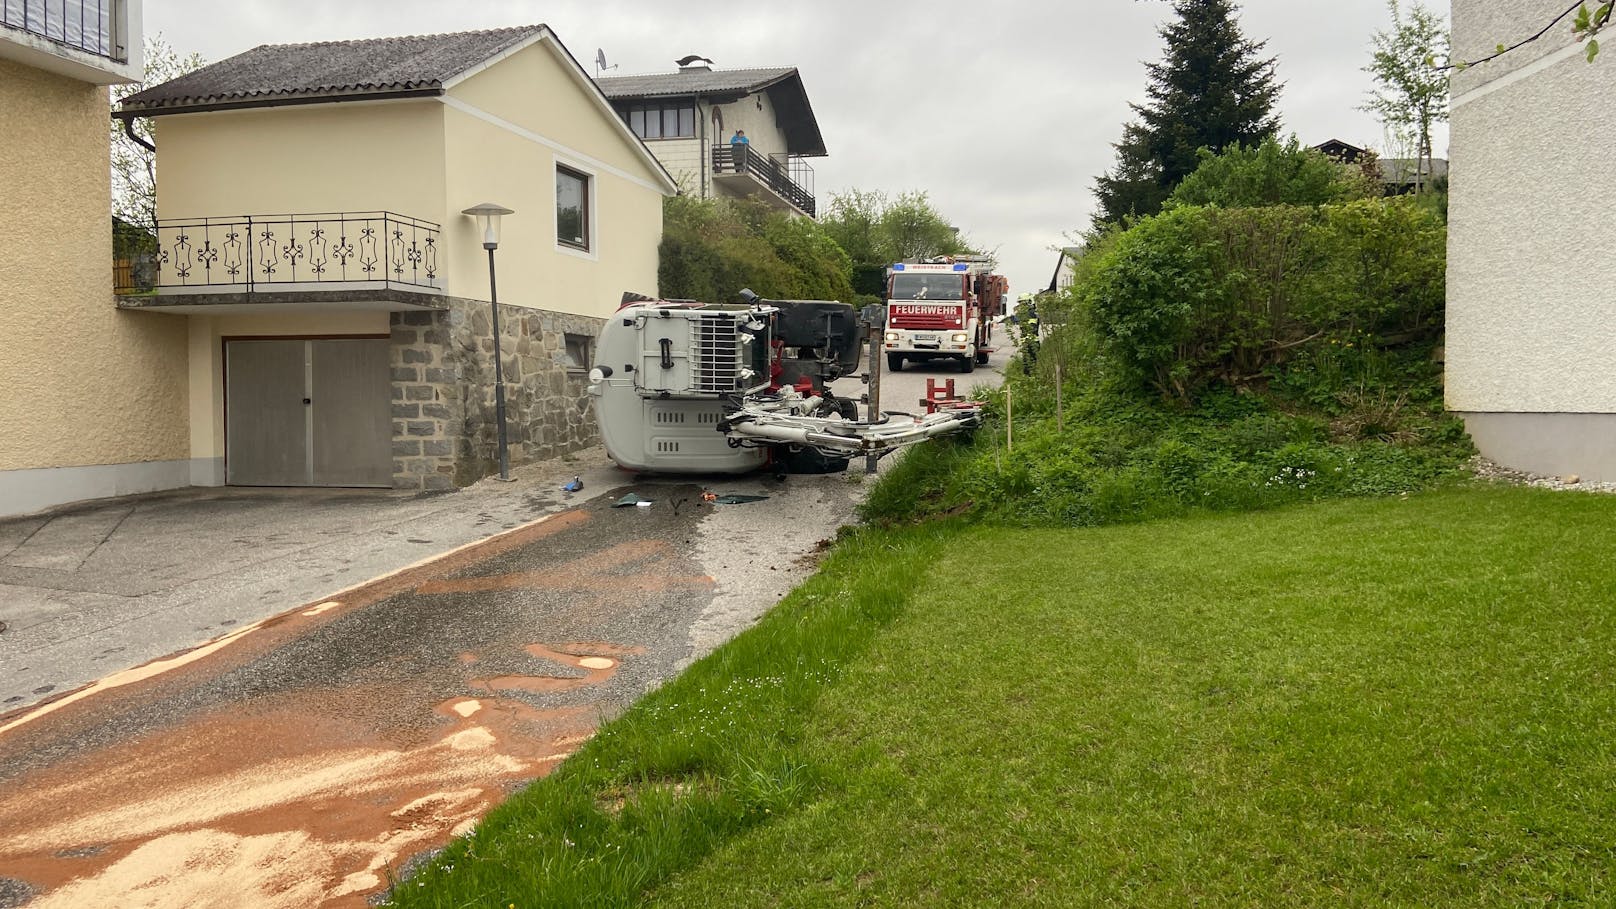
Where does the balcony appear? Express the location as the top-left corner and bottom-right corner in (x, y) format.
(0, 0), (138, 82)
(711, 146), (816, 218)
(116, 212), (446, 313)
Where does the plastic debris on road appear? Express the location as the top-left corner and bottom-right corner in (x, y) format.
(712, 494), (769, 505)
(562, 475), (584, 492)
(613, 493), (653, 508)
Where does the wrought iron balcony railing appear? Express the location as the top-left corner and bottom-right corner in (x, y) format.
(710, 147), (816, 217)
(134, 212), (442, 294)
(2, 0), (126, 61)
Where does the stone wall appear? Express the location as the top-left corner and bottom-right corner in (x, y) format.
(389, 297), (602, 490)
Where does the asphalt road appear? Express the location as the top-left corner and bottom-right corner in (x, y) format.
(0, 342), (1015, 909)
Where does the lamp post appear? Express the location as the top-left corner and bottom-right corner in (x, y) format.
(463, 203), (516, 481)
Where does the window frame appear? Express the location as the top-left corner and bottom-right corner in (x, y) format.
(620, 102), (697, 140)
(555, 163), (594, 256)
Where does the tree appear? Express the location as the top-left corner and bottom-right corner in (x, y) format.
(819, 188), (884, 265)
(110, 34), (205, 233)
(878, 191), (969, 262)
(1166, 137), (1378, 209)
(820, 189), (972, 266)
(1092, 0), (1282, 228)
(1362, 1), (1449, 195)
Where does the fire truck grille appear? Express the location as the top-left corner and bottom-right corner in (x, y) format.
(691, 315), (742, 393)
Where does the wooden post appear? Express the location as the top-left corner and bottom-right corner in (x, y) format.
(1006, 384), (1013, 453)
(1055, 361), (1063, 434)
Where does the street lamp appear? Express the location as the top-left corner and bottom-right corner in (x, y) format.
(463, 202), (515, 480)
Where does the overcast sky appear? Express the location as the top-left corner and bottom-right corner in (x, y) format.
(146, 0), (1450, 297)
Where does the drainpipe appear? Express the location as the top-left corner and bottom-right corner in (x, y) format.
(696, 92), (706, 199)
(122, 116), (155, 153)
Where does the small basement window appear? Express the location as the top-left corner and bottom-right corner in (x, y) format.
(565, 333), (594, 369)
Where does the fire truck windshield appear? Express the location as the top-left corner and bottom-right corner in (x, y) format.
(889, 273), (966, 301)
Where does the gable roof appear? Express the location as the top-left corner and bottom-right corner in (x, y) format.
(596, 66), (797, 100)
(115, 25), (677, 195)
(596, 66), (827, 157)
(117, 26), (546, 115)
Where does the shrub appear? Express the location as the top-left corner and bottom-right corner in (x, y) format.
(1166, 136), (1379, 209)
(1079, 198), (1445, 403)
(658, 195), (853, 303)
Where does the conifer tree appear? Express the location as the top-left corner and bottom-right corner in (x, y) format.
(1093, 0), (1282, 227)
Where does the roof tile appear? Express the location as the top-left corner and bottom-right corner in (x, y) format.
(119, 26), (545, 114)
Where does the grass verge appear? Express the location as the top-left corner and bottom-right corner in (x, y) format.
(402, 485), (1616, 906)
(383, 525), (949, 907)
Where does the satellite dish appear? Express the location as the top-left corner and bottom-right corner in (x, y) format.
(595, 48), (617, 74)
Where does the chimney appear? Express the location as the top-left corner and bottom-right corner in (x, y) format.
(675, 54), (714, 73)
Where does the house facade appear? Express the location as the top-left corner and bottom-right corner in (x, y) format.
(1446, 1), (1616, 480)
(115, 25), (675, 494)
(596, 60), (826, 217)
(0, 0), (199, 517)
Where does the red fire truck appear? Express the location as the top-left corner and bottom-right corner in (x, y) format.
(883, 256), (1008, 373)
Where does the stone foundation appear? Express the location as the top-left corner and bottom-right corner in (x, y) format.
(389, 297), (602, 491)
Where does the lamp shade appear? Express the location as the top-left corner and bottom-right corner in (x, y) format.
(462, 203), (515, 249)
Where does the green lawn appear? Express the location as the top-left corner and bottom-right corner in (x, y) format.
(396, 486), (1616, 907)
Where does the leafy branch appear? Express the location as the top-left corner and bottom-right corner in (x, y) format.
(1446, 1), (1610, 71)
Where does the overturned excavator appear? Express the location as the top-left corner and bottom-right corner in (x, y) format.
(587, 291), (982, 474)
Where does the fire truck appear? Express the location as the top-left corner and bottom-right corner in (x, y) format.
(587, 291), (982, 474)
(883, 256), (1008, 373)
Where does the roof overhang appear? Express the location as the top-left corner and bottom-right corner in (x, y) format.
(601, 68), (827, 158)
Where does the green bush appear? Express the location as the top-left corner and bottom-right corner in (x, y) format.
(1165, 136), (1379, 209)
(658, 195), (853, 303)
(1080, 197), (1445, 402)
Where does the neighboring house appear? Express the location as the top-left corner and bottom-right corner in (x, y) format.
(1047, 246), (1083, 294)
(596, 58), (826, 217)
(1311, 139), (1448, 195)
(1446, 1), (1616, 480)
(0, 0), (197, 518)
(113, 25), (676, 494)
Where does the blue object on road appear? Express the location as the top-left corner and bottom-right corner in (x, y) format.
(562, 475), (583, 492)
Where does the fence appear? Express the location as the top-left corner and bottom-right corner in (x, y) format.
(144, 212), (443, 292)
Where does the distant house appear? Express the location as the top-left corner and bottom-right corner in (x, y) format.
(0, 0), (198, 518)
(115, 25), (676, 492)
(1446, 0), (1616, 480)
(596, 58), (827, 217)
(1311, 139), (1448, 195)
(1047, 246), (1083, 294)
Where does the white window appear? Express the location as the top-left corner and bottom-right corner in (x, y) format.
(556, 165), (590, 252)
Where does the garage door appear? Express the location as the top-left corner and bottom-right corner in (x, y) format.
(225, 339), (392, 487)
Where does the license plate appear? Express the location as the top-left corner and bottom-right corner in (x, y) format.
(916, 334), (937, 341)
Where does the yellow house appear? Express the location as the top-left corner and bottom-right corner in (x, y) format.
(115, 25), (676, 491)
(0, 0), (199, 518)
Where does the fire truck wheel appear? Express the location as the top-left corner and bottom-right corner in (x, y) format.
(975, 348), (990, 365)
(959, 354), (976, 373)
(886, 353), (904, 372)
